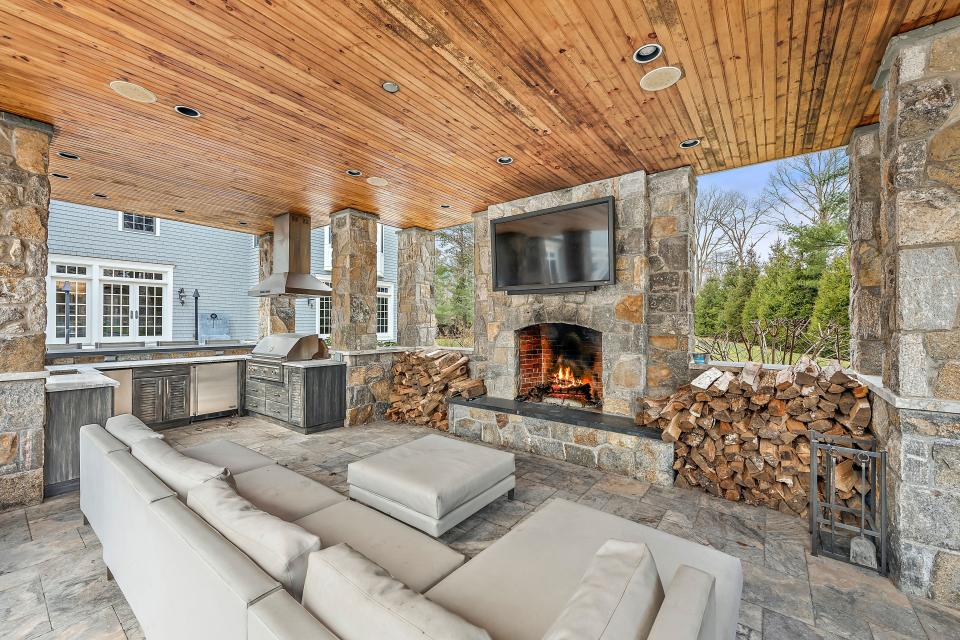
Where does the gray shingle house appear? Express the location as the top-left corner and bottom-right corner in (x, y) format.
(47, 201), (399, 344)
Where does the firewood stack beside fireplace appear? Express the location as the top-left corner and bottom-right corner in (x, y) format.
(636, 357), (873, 518)
(386, 349), (486, 430)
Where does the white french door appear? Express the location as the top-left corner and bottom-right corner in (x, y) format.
(100, 282), (167, 341)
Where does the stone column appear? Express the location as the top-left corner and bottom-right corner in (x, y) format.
(396, 227), (437, 347)
(256, 232), (295, 338)
(847, 125), (884, 376)
(878, 24), (960, 401)
(645, 167), (696, 398)
(0, 111), (52, 509)
(330, 209), (378, 351)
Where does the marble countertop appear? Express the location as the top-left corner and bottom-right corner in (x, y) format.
(45, 354), (250, 392)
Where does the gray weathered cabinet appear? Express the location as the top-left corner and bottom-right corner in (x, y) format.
(133, 365), (191, 428)
(245, 361), (345, 433)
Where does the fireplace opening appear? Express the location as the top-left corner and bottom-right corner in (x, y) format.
(516, 323), (603, 409)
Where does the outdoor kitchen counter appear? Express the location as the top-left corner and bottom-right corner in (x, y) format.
(46, 354), (250, 392)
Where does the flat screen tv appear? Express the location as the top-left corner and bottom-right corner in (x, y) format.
(491, 196), (615, 293)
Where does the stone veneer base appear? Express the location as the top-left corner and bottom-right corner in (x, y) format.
(448, 400), (674, 486)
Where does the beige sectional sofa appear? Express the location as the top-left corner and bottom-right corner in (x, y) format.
(80, 416), (743, 640)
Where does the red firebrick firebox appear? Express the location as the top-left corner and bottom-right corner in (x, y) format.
(516, 323), (603, 408)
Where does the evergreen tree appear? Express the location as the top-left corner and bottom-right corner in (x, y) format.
(811, 252), (851, 332)
(720, 258), (759, 333)
(694, 277), (724, 335)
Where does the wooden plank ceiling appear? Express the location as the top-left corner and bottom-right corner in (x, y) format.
(1, 1), (957, 234)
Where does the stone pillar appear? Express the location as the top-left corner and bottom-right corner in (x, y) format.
(645, 167), (696, 398)
(330, 209), (378, 351)
(0, 111), (52, 509)
(870, 19), (960, 608)
(396, 227), (437, 347)
(256, 232), (295, 338)
(847, 125), (884, 376)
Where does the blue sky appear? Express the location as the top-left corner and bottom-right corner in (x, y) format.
(698, 158), (782, 259)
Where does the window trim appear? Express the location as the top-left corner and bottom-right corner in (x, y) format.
(47, 254), (174, 345)
(117, 211), (160, 236)
(377, 223), (384, 276)
(312, 277), (394, 341)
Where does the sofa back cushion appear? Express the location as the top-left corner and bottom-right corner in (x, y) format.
(542, 539), (664, 640)
(131, 437), (229, 499)
(647, 565), (715, 640)
(188, 479), (320, 599)
(302, 544), (490, 640)
(105, 414), (164, 447)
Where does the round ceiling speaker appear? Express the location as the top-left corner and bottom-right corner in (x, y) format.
(366, 176), (389, 187)
(639, 66), (683, 91)
(109, 80), (157, 104)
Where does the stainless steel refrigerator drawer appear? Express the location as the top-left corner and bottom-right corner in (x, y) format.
(191, 361), (239, 416)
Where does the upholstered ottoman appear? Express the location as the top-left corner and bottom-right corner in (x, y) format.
(347, 434), (516, 537)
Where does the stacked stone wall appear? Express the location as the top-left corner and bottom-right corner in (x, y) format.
(0, 111), (52, 508)
(330, 209), (378, 351)
(396, 227), (437, 347)
(256, 232), (296, 337)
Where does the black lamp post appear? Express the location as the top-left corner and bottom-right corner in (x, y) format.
(193, 289), (201, 341)
(62, 281), (72, 345)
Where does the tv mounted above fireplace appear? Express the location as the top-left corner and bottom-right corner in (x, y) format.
(490, 196), (615, 294)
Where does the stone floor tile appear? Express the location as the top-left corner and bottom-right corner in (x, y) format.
(911, 595), (960, 639)
(765, 509), (812, 550)
(599, 494), (666, 527)
(742, 560), (815, 625)
(699, 492), (768, 523)
(576, 486), (616, 511)
(28, 505), (86, 542)
(511, 478), (558, 506)
(0, 529), (84, 575)
(806, 553), (926, 639)
(657, 509), (713, 546)
(764, 539), (808, 579)
(78, 526), (100, 549)
(0, 574), (50, 640)
(35, 606), (125, 640)
(591, 474), (651, 500)
(0, 508), (31, 547)
(340, 441), (387, 458)
(25, 493), (80, 522)
(448, 520), (509, 558)
(739, 601), (763, 635)
(39, 545), (125, 630)
(643, 484), (700, 519)
(761, 608), (844, 640)
(695, 508), (765, 551)
(474, 496), (534, 528)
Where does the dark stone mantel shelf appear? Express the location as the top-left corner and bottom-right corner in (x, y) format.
(448, 395), (661, 441)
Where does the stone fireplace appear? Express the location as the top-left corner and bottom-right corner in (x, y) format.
(516, 323), (603, 409)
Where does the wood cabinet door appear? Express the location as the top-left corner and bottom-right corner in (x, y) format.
(163, 375), (190, 422)
(132, 377), (163, 424)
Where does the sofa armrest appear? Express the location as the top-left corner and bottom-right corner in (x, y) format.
(249, 589), (340, 640)
(647, 564), (716, 640)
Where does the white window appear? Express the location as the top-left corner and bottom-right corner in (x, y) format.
(323, 226), (332, 271)
(118, 212), (159, 235)
(376, 282), (394, 340)
(312, 279), (394, 341)
(47, 255), (174, 345)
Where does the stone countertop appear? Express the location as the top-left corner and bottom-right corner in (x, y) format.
(284, 359), (346, 369)
(45, 341), (256, 360)
(45, 354), (250, 392)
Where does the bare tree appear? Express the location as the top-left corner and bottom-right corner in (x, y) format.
(759, 149), (849, 226)
(694, 186), (735, 288)
(715, 193), (770, 267)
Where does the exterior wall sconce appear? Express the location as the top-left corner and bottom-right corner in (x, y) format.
(178, 288), (186, 306)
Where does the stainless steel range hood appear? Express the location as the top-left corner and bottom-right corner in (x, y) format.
(249, 213), (332, 298)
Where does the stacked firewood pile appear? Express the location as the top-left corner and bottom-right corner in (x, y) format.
(637, 357), (872, 517)
(386, 349), (486, 430)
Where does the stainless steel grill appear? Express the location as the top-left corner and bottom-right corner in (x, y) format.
(250, 333), (320, 364)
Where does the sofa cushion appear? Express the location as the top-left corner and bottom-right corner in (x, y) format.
(188, 479), (320, 600)
(347, 434), (515, 519)
(542, 540), (664, 640)
(105, 414), (163, 447)
(182, 439), (275, 475)
(233, 464), (346, 522)
(426, 499), (741, 640)
(248, 589), (340, 640)
(131, 438), (229, 499)
(295, 500), (464, 592)
(647, 565), (716, 640)
(301, 544), (490, 640)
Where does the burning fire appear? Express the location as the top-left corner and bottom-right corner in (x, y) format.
(552, 365), (590, 387)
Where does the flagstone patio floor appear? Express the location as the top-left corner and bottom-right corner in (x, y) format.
(0, 415), (958, 639)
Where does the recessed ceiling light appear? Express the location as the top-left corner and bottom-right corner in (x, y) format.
(366, 176), (389, 187)
(639, 66), (683, 91)
(679, 138), (701, 149)
(381, 81), (400, 93)
(174, 105), (201, 118)
(109, 80), (157, 104)
(346, 169), (363, 177)
(496, 155), (514, 165)
(239, 222), (248, 226)
(632, 43), (664, 64)
(92, 193), (108, 199)
(57, 151), (80, 160)
(50, 173), (70, 180)
(173, 208), (186, 213)
(440, 204), (451, 209)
